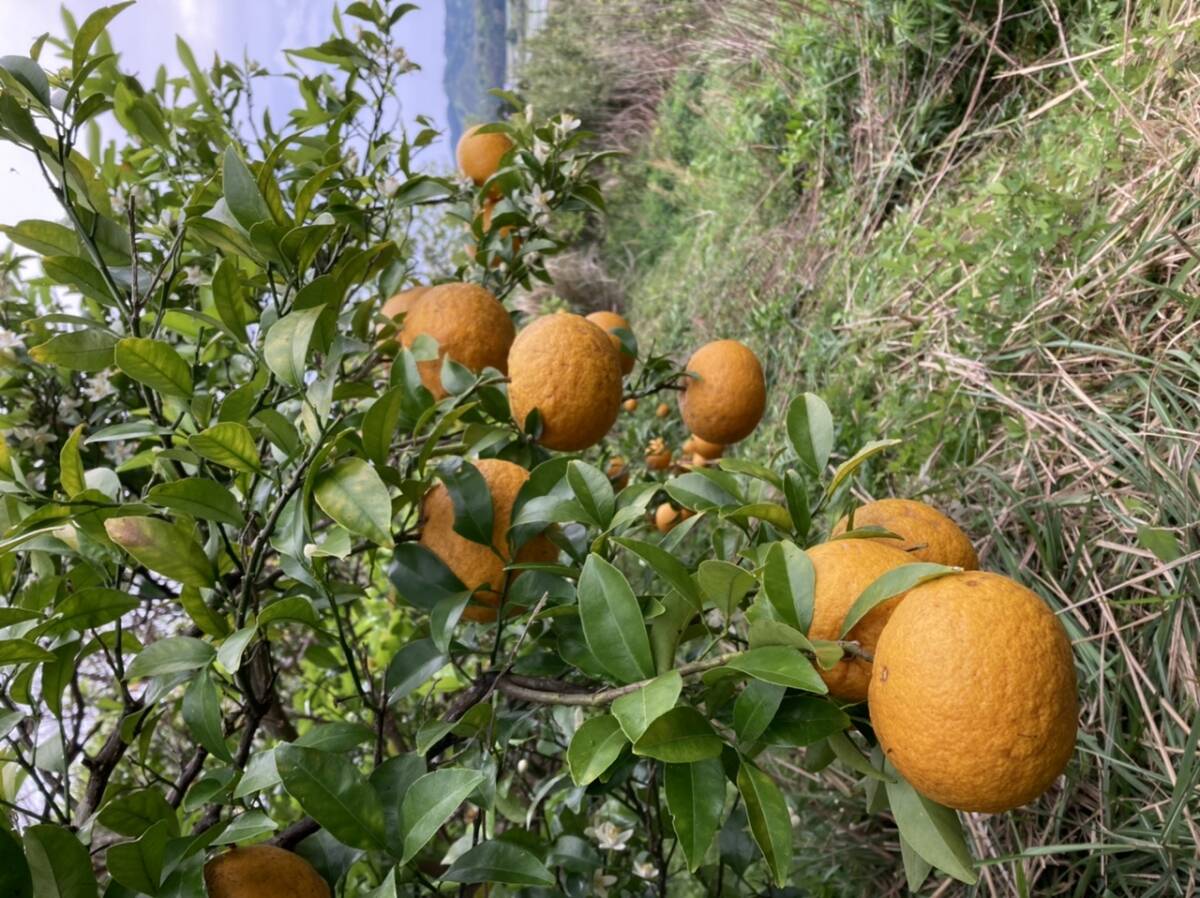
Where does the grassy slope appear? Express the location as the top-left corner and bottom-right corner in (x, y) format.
(525, 1), (1199, 894)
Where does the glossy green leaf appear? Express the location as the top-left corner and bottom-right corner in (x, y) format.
(761, 695), (850, 747)
(433, 458), (493, 547)
(786, 392), (834, 476)
(733, 680), (786, 744)
(822, 439), (902, 501)
(276, 744), (389, 853)
(104, 516), (216, 587)
(0, 55), (50, 105)
(885, 771), (978, 884)
(264, 306), (323, 387)
(189, 422), (260, 473)
(314, 457), (392, 546)
(0, 826), (31, 898)
(72, 3), (135, 72)
(666, 758), (726, 872)
(567, 460), (614, 528)
(633, 706), (722, 762)
(182, 668), (232, 763)
(443, 840), (555, 887)
(58, 424), (86, 496)
(28, 330), (116, 372)
(761, 541), (814, 632)
(146, 477), (245, 527)
(0, 639), (54, 666)
(567, 714), (628, 786)
(0, 219), (79, 256)
(385, 638), (447, 704)
(212, 256), (250, 341)
(612, 670), (682, 742)
(105, 819), (168, 895)
(737, 760), (792, 887)
(697, 560), (755, 618)
(578, 554), (655, 684)
(223, 146), (274, 230)
(399, 768), (485, 863)
(47, 587), (138, 635)
(613, 536), (701, 609)
(23, 824), (97, 898)
(115, 337), (193, 398)
(839, 563), (957, 637)
(126, 636), (215, 679)
(726, 646), (826, 692)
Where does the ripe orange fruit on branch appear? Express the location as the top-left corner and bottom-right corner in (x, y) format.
(457, 124), (513, 186)
(623, 398), (638, 413)
(508, 313), (623, 451)
(606, 456), (629, 490)
(586, 310), (636, 375)
(805, 540), (915, 701)
(399, 282), (514, 399)
(690, 435), (724, 459)
(644, 438), (672, 471)
(655, 402), (669, 418)
(203, 845), (330, 898)
(680, 340), (766, 444)
(831, 498), (978, 569)
(654, 502), (681, 533)
(869, 571), (1077, 812)
(379, 285), (430, 329)
(419, 459), (557, 622)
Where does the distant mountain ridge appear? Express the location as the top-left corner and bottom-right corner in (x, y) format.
(443, 0), (509, 148)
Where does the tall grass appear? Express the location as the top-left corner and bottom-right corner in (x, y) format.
(521, 0), (1200, 893)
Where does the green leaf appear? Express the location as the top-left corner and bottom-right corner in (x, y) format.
(47, 587), (138, 635)
(0, 639), (55, 666)
(104, 516), (216, 587)
(23, 825), (96, 898)
(697, 560), (755, 618)
(613, 536), (701, 609)
(105, 819), (168, 895)
(665, 759), (726, 872)
(188, 422), (260, 473)
(761, 542), (814, 632)
(384, 638), (447, 704)
(783, 470), (811, 537)
(212, 257), (250, 341)
(578, 554), (655, 684)
(276, 744), (389, 853)
(442, 840), (555, 887)
(96, 788), (178, 837)
(223, 147), (274, 230)
(387, 544), (467, 612)
(612, 670), (682, 742)
(633, 706), (723, 762)
(733, 680), (786, 744)
(146, 477), (245, 527)
(567, 714), (629, 786)
(370, 754), (427, 855)
(41, 256), (116, 305)
(72, 3), (135, 73)
(0, 219), (79, 256)
(314, 457), (392, 546)
(28, 330), (116, 372)
(823, 439), (901, 501)
(126, 636), (215, 679)
(885, 771), (978, 884)
(216, 626), (256, 674)
(114, 337), (193, 398)
(0, 56), (50, 106)
(786, 392), (834, 476)
(182, 668), (232, 763)
(264, 306), (323, 387)
(59, 423), (86, 496)
(900, 834), (933, 893)
(433, 458), (494, 547)
(0, 826), (32, 898)
(567, 460), (614, 528)
(737, 760), (792, 888)
(761, 696), (850, 747)
(726, 646), (827, 692)
(399, 768), (486, 863)
(839, 563), (957, 638)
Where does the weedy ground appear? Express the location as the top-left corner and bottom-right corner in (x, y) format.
(521, 0), (1200, 894)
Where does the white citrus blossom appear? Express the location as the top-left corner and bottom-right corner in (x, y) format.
(82, 371), (114, 402)
(591, 870), (618, 896)
(554, 113), (581, 141)
(532, 138), (552, 165)
(633, 859), (659, 880)
(586, 820), (633, 852)
(0, 329), (23, 351)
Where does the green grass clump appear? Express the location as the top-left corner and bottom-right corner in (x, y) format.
(522, 0), (1200, 892)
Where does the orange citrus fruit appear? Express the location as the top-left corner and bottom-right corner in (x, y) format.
(204, 845), (330, 898)
(654, 503), (681, 533)
(586, 310), (636, 375)
(831, 498), (978, 569)
(379, 286), (431, 330)
(869, 571), (1077, 812)
(399, 282), (514, 399)
(680, 340), (766, 444)
(645, 438), (672, 471)
(508, 313), (623, 451)
(606, 456), (629, 491)
(419, 459), (557, 622)
(804, 540), (916, 701)
(456, 124), (513, 186)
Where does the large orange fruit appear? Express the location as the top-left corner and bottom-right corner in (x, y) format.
(203, 845), (330, 898)
(507, 313), (623, 451)
(805, 540), (915, 701)
(831, 498), (978, 569)
(585, 310), (636, 375)
(419, 459), (557, 622)
(456, 125), (513, 185)
(679, 340), (765, 444)
(399, 282), (514, 399)
(869, 571), (1077, 812)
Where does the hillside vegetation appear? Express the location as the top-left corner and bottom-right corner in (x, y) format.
(521, 1), (1200, 894)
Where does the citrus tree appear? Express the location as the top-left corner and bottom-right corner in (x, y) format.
(0, 2), (1079, 895)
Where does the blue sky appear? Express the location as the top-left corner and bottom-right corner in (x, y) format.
(0, 0), (450, 223)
